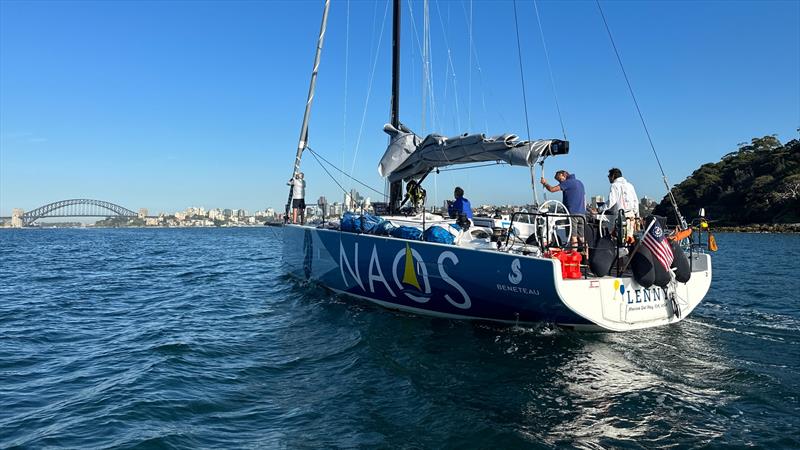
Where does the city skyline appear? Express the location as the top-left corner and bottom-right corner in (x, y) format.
(3, 187), (663, 229)
(1, 1), (798, 216)
(1, 188), (657, 221)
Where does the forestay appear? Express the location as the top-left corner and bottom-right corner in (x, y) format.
(379, 123), (569, 182)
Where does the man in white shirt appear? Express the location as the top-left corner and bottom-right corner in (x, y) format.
(603, 168), (639, 218)
(287, 172), (306, 224)
(601, 168), (640, 242)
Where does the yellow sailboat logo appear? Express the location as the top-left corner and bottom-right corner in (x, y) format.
(401, 243), (421, 290)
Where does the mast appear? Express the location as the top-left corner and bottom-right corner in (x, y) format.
(388, 0), (402, 214)
(391, 0), (400, 128)
(285, 0), (331, 223)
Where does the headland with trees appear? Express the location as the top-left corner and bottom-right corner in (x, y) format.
(653, 135), (799, 232)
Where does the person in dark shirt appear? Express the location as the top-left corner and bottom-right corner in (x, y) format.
(447, 186), (473, 219)
(541, 170), (586, 248)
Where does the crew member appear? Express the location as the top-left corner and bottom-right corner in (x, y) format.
(448, 186), (473, 219)
(403, 180), (426, 213)
(602, 167), (640, 241)
(287, 172), (306, 224)
(541, 170), (586, 248)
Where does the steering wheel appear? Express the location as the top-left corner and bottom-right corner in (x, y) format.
(533, 200), (572, 248)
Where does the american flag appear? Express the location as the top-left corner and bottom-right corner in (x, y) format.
(643, 218), (674, 270)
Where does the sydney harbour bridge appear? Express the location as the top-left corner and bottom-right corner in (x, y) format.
(1, 199), (144, 227)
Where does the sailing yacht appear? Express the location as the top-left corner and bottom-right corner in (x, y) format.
(281, 0), (713, 331)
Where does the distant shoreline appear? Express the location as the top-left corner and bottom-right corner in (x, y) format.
(0, 224), (272, 230)
(3, 222), (798, 233)
(714, 224), (800, 233)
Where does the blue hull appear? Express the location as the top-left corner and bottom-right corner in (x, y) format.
(283, 225), (591, 326)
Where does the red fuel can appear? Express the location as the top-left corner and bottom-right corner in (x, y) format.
(566, 250), (583, 279)
(554, 250), (582, 279)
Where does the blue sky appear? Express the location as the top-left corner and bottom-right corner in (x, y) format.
(1, 0), (798, 216)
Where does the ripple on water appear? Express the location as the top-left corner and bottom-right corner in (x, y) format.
(0, 230), (798, 448)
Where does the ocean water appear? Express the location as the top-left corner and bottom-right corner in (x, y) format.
(0, 228), (798, 449)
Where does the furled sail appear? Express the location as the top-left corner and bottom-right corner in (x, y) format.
(379, 124), (569, 182)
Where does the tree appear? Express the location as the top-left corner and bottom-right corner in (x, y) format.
(653, 136), (800, 225)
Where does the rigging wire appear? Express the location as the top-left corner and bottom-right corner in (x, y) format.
(421, 0), (455, 196)
(308, 147), (387, 198)
(532, 0), (567, 141)
(406, 0), (424, 72)
(407, 0), (448, 205)
(434, 0), (462, 132)
(405, 0), (427, 119)
(403, 0), (418, 202)
(512, 0), (532, 144)
(423, 0), (439, 133)
(595, 0), (685, 226)
(439, 161), (508, 172)
(348, 0), (390, 188)
(408, 0), (433, 133)
(512, 0), (539, 206)
(422, 0), (429, 134)
(427, 0), (458, 193)
(421, 0), (428, 135)
(439, 12), (450, 129)
(406, 0), (439, 134)
(531, 0), (565, 204)
(367, 1), (380, 74)
(467, 0), (472, 131)
(460, 1), (490, 133)
(307, 148), (349, 197)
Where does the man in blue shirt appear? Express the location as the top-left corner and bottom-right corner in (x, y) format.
(448, 186), (473, 219)
(541, 170), (586, 248)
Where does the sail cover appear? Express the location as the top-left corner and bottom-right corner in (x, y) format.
(379, 124), (569, 182)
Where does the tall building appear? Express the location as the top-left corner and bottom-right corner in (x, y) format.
(344, 193), (353, 211)
(349, 188), (362, 204)
(343, 188), (364, 211)
(639, 196), (657, 218)
(316, 196), (327, 216)
(138, 208), (148, 219)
